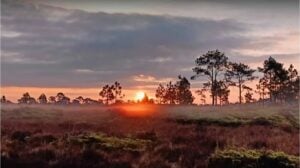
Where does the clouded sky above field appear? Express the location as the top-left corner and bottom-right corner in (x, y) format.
(1, 0), (299, 101)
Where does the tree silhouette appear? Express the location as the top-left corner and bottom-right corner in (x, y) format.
(258, 57), (300, 103)
(18, 92), (36, 104)
(84, 97), (101, 105)
(55, 92), (70, 105)
(226, 62), (256, 104)
(71, 96), (101, 105)
(244, 86), (255, 103)
(113, 81), (124, 103)
(191, 50), (229, 106)
(38, 93), (47, 104)
(140, 93), (154, 104)
(99, 82), (124, 105)
(48, 96), (56, 104)
(1, 96), (12, 104)
(195, 89), (206, 105)
(99, 85), (115, 105)
(155, 84), (166, 104)
(215, 80), (230, 105)
(74, 96), (84, 104)
(1, 96), (7, 103)
(176, 75), (194, 105)
(255, 77), (268, 105)
(164, 81), (177, 104)
(72, 99), (80, 105)
(154, 76), (194, 105)
(259, 57), (288, 103)
(284, 64), (299, 101)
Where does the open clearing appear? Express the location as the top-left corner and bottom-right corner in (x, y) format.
(1, 104), (299, 168)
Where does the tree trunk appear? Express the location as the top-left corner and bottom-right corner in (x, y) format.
(211, 68), (215, 106)
(239, 83), (242, 104)
(212, 92), (215, 106)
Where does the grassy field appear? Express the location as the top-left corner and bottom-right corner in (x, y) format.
(1, 104), (299, 168)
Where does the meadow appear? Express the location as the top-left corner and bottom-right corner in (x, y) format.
(1, 104), (299, 168)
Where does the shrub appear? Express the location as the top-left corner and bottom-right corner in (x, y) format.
(11, 131), (31, 142)
(208, 149), (299, 168)
(175, 118), (243, 127)
(28, 134), (56, 146)
(70, 133), (152, 152)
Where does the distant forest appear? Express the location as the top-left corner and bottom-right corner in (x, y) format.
(1, 50), (299, 106)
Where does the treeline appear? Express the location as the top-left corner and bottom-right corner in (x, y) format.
(1, 50), (299, 106)
(154, 50), (299, 105)
(188, 50), (299, 105)
(0, 92), (101, 105)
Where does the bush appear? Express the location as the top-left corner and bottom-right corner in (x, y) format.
(208, 149), (299, 168)
(175, 118), (243, 127)
(69, 133), (152, 152)
(11, 131), (31, 142)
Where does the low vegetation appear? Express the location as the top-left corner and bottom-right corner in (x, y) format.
(1, 104), (299, 168)
(208, 149), (299, 168)
(69, 133), (153, 152)
(175, 115), (299, 129)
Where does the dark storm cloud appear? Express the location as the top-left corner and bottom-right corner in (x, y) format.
(1, 0), (295, 88)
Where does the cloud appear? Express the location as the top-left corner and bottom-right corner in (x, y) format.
(150, 56), (172, 63)
(132, 74), (174, 83)
(1, 0), (298, 89)
(232, 31), (300, 56)
(73, 69), (115, 75)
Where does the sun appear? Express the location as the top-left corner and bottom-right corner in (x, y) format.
(135, 91), (145, 101)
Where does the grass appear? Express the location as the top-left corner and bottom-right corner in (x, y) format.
(1, 103), (299, 168)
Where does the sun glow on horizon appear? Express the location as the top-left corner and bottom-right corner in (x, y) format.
(134, 91), (145, 101)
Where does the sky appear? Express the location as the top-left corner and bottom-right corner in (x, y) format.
(1, 0), (299, 103)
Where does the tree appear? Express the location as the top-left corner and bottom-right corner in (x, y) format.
(226, 62), (256, 104)
(56, 92), (65, 102)
(176, 75), (194, 105)
(84, 97), (102, 105)
(256, 77), (268, 103)
(48, 96), (56, 104)
(215, 81), (230, 105)
(74, 96), (85, 104)
(140, 94), (154, 104)
(244, 87), (255, 103)
(0, 96), (12, 104)
(155, 84), (166, 104)
(18, 92), (36, 104)
(1, 96), (7, 103)
(113, 81), (124, 103)
(191, 50), (229, 105)
(164, 81), (177, 104)
(99, 85), (115, 105)
(55, 92), (70, 105)
(284, 64), (299, 101)
(72, 99), (80, 105)
(99, 82), (124, 105)
(155, 76), (194, 105)
(195, 89), (206, 105)
(38, 93), (47, 104)
(258, 57), (289, 103)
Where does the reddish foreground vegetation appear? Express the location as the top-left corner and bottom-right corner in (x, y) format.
(1, 104), (299, 168)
